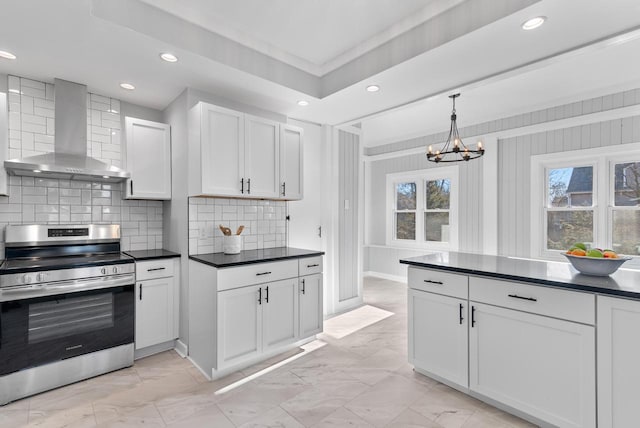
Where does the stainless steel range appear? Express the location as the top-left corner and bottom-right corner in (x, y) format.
(0, 224), (135, 405)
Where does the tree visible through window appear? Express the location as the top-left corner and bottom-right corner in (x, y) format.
(388, 167), (458, 248)
(425, 179), (450, 242)
(546, 166), (594, 250)
(395, 182), (416, 240)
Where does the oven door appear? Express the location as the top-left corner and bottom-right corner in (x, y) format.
(0, 281), (134, 376)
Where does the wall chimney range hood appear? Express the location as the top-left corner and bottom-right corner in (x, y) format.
(4, 79), (130, 183)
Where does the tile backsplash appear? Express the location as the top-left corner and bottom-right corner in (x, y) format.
(189, 197), (287, 254)
(1, 75), (163, 254)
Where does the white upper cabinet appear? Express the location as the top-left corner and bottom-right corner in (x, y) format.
(199, 104), (245, 197)
(190, 102), (302, 199)
(124, 117), (171, 200)
(245, 115), (279, 198)
(279, 124), (304, 200)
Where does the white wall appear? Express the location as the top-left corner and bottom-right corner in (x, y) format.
(287, 119), (323, 251)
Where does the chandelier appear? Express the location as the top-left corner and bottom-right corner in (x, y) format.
(427, 93), (484, 163)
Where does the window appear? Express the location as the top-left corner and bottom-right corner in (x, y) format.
(531, 144), (640, 262)
(387, 166), (458, 249)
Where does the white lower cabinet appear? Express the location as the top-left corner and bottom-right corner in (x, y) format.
(190, 256), (323, 377)
(408, 288), (468, 389)
(217, 284), (262, 367)
(262, 279), (299, 352)
(469, 302), (595, 428)
(597, 296), (640, 428)
(408, 267), (597, 428)
(134, 259), (180, 352)
(299, 274), (323, 337)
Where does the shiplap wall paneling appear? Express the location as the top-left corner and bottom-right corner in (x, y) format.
(497, 114), (640, 257)
(338, 130), (360, 302)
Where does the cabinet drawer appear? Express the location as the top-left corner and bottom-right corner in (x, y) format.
(469, 276), (595, 325)
(299, 256), (322, 276)
(218, 259), (298, 291)
(408, 267), (468, 299)
(136, 259), (175, 281)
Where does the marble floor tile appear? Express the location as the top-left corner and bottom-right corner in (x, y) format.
(27, 404), (97, 428)
(164, 403), (234, 428)
(238, 405), (305, 428)
(313, 406), (375, 427)
(385, 408), (444, 428)
(0, 409), (30, 427)
(94, 404), (165, 428)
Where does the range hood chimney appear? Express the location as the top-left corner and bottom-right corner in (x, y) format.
(4, 79), (130, 182)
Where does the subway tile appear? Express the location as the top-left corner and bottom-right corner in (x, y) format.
(34, 98), (54, 110)
(22, 122), (46, 134)
(21, 86), (46, 98)
(34, 107), (54, 118)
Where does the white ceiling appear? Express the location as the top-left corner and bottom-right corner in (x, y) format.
(0, 0), (639, 148)
(140, 0), (463, 76)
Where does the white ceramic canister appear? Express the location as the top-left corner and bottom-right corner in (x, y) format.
(223, 235), (242, 254)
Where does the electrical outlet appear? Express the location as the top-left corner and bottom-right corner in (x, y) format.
(199, 225), (207, 239)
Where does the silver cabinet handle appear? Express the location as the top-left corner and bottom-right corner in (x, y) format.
(256, 271), (271, 276)
(307, 264), (319, 268)
(147, 267), (166, 272)
(423, 279), (443, 285)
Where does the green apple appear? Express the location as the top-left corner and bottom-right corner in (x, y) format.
(586, 249), (603, 258)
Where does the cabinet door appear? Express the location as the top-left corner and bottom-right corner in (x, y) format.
(245, 115), (279, 198)
(279, 124), (303, 200)
(217, 285), (262, 368)
(200, 104), (244, 196)
(262, 279), (299, 353)
(469, 303), (595, 428)
(135, 277), (175, 350)
(597, 296), (640, 428)
(408, 289), (468, 388)
(299, 274), (323, 338)
(125, 117), (172, 200)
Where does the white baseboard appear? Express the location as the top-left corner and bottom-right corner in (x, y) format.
(187, 356), (212, 381)
(134, 340), (176, 360)
(363, 270), (407, 283)
(174, 339), (188, 358)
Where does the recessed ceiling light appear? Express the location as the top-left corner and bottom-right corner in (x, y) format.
(107, 109), (119, 114)
(120, 83), (135, 90)
(160, 52), (178, 63)
(33, 170), (41, 173)
(522, 16), (546, 30)
(297, 100), (309, 106)
(366, 85), (380, 92)
(0, 50), (17, 60)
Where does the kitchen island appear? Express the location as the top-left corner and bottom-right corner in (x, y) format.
(400, 251), (640, 428)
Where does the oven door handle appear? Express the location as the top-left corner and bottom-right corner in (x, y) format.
(42, 274), (135, 293)
(1, 274), (135, 301)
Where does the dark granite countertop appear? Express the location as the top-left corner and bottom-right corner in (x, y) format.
(124, 249), (181, 261)
(400, 251), (640, 300)
(190, 247), (324, 268)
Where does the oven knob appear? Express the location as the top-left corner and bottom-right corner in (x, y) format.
(101, 268), (107, 275)
(36, 273), (46, 282)
(112, 266), (118, 274)
(23, 274), (33, 284)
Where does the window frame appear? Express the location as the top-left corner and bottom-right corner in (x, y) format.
(531, 143), (640, 266)
(386, 166), (459, 250)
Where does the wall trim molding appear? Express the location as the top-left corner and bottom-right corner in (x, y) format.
(363, 271), (407, 283)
